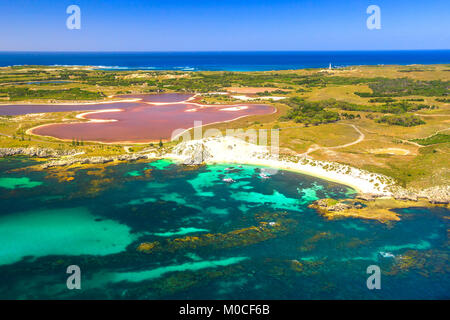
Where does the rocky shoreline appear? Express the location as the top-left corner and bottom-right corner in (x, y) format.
(356, 185), (450, 205)
(391, 185), (450, 204)
(40, 153), (158, 169)
(309, 195), (448, 223)
(0, 147), (80, 158)
(0, 147), (159, 168)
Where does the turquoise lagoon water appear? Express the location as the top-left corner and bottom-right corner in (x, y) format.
(0, 157), (448, 299)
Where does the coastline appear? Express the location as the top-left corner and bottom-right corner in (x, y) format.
(2, 139), (448, 205)
(217, 158), (365, 194)
(168, 136), (395, 196)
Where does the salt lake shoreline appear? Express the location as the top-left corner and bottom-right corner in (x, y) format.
(14, 93), (274, 144)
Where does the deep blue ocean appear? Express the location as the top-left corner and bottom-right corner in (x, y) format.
(0, 50), (449, 71)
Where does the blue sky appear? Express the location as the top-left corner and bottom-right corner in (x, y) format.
(0, 0), (449, 51)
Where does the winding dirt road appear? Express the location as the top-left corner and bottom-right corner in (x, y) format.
(301, 124), (365, 156)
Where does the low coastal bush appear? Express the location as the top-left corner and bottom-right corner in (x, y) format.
(340, 112), (361, 119)
(402, 98), (425, 102)
(354, 78), (450, 97)
(369, 97), (396, 103)
(411, 133), (450, 146)
(339, 101), (432, 114)
(377, 102), (433, 114)
(279, 97), (340, 125)
(256, 89), (289, 96)
(376, 114), (425, 127)
(279, 97), (432, 126)
(0, 87), (104, 100)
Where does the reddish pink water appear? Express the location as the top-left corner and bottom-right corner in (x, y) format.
(29, 94), (274, 143)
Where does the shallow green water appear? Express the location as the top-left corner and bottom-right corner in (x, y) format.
(0, 157), (448, 299)
(0, 177), (43, 189)
(0, 207), (138, 266)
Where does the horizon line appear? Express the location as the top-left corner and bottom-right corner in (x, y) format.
(1, 49), (450, 54)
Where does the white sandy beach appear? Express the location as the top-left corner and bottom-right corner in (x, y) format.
(168, 136), (395, 196)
